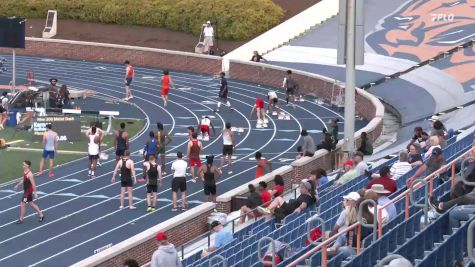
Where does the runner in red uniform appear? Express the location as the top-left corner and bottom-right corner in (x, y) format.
(161, 70), (175, 107)
(187, 132), (203, 181)
(255, 151), (272, 179)
(249, 98), (268, 127)
(124, 60), (134, 100)
(14, 160), (44, 224)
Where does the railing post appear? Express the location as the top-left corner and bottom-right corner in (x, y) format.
(468, 220), (475, 263)
(209, 255), (227, 267)
(409, 178), (429, 226)
(358, 199), (378, 242)
(258, 237), (276, 267)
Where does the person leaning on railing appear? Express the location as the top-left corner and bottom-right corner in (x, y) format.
(407, 147), (448, 187)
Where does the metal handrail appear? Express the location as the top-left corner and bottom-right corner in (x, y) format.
(461, 157), (475, 186)
(258, 237), (276, 267)
(209, 255), (227, 267)
(358, 199), (378, 242)
(468, 220), (475, 263)
(377, 254), (411, 267)
(409, 178), (429, 226)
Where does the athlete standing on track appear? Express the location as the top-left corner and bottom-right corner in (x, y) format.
(38, 124), (58, 178)
(115, 122), (129, 162)
(214, 72), (233, 113)
(87, 126), (102, 178)
(221, 122), (235, 174)
(283, 70), (296, 108)
(255, 151), (272, 179)
(0, 91), (8, 130)
(161, 70), (175, 107)
(250, 97), (268, 127)
(157, 122), (172, 175)
(198, 116), (215, 141)
(143, 155), (162, 212)
(14, 160), (44, 224)
(111, 150), (137, 209)
(199, 155), (222, 202)
(124, 60), (134, 100)
(141, 131), (158, 183)
(187, 132), (203, 182)
(86, 122), (105, 166)
(171, 152), (188, 211)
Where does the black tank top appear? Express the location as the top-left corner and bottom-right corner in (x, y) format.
(23, 171), (32, 193)
(204, 164), (215, 186)
(117, 130), (126, 150)
(120, 159), (132, 182)
(147, 163), (159, 186)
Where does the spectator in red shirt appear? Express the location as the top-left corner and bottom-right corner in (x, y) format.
(270, 175), (285, 197)
(259, 181), (272, 206)
(366, 166), (397, 196)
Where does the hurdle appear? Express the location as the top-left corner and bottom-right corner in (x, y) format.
(42, 10), (58, 39)
(62, 109), (120, 133)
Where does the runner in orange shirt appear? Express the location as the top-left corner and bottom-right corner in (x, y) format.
(255, 151), (272, 179)
(161, 70), (175, 107)
(124, 60), (134, 100)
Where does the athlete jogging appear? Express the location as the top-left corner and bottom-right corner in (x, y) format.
(187, 132), (203, 181)
(171, 152), (188, 211)
(214, 72), (233, 113)
(143, 155), (162, 212)
(14, 160), (44, 224)
(115, 122), (129, 162)
(267, 90), (281, 114)
(141, 131), (158, 183)
(221, 122), (235, 174)
(199, 155), (222, 202)
(124, 60), (134, 100)
(156, 122), (173, 175)
(38, 124), (58, 177)
(87, 126), (102, 178)
(111, 150), (137, 209)
(161, 70), (175, 107)
(198, 116), (215, 141)
(250, 97), (268, 127)
(255, 151), (272, 179)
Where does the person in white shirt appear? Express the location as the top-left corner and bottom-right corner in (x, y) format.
(171, 151), (188, 211)
(203, 21), (214, 54)
(389, 151), (412, 179)
(267, 90), (281, 114)
(353, 152), (368, 177)
(87, 126), (102, 178)
(0, 92), (8, 129)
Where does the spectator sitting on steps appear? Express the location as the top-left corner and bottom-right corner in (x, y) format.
(251, 51), (267, 62)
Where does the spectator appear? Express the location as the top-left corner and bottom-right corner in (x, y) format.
(430, 119), (447, 138)
(270, 175), (285, 197)
(407, 143), (423, 167)
(357, 132), (373, 156)
(259, 179), (316, 220)
(123, 259), (139, 267)
(239, 184), (262, 224)
(369, 184), (397, 220)
(353, 152), (368, 177)
(336, 160), (357, 186)
(407, 147), (448, 186)
(366, 166), (397, 196)
(259, 181), (272, 206)
(330, 119), (339, 145)
(317, 128), (334, 151)
(423, 135), (441, 159)
(151, 232), (180, 267)
(407, 126), (429, 149)
(362, 190), (390, 224)
(389, 151), (412, 179)
(251, 51), (267, 62)
(203, 221), (233, 255)
(202, 21), (214, 54)
(56, 84), (70, 108)
(314, 168), (329, 187)
(300, 129), (316, 157)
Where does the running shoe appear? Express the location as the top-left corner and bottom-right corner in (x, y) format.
(128, 95), (134, 100)
(257, 206), (271, 215)
(213, 109), (219, 113)
(171, 207), (178, 212)
(227, 171), (233, 175)
(151, 207), (156, 212)
(48, 172), (55, 178)
(162, 172), (167, 176)
(191, 178), (197, 183)
(129, 206), (137, 210)
(119, 206), (124, 209)
(147, 207), (153, 212)
(230, 108), (234, 112)
(181, 206), (187, 211)
(16, 219), (24, 224)
(39, 215), (45, 222)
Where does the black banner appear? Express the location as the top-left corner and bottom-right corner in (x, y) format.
(0, 17), (26, 49)
(33, 116), (81, 141)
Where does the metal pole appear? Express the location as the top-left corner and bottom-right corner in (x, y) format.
(343, 0), (356, 153)
(12, 49), (16, 95)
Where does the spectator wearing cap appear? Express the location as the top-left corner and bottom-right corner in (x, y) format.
(202, 21), (214, 54)
(353, 152), (368, 177)
(171, 152), (188, 211)
(202, 221), (233, 256)
(407, 147), (448, 186)
(369, 184), (397, 220)
(151, 232), (180, 267)
(366, 166), (397, 196)
(336, 160), (357, 186)
(301, 129), (316, 157)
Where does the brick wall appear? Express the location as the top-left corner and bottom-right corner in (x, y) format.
(0, 38), (222, 75)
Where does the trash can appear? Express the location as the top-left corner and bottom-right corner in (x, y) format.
(6, 108), (18, 127)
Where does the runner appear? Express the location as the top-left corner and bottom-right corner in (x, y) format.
(14, 160), (45, 224)
(199, 155), (222, 202)
(187, 126), (195, 141)
(156, 122), (172, 175)
(187, 132), (203, 181)
(214, 72), (233, 113)
(0, 91), (8, 130)
(198, 116), (215, 141)
(161, 70), (175, 107)
(267, 90), (281, 115)
(124, 60), (134, 100)
(221, 122), (235, 174)
(255, 151), (272, 179)
(38, 124), (58, 177)
(111, 150), (137, 209)
(115, 122), (129, 162)
(87, 126), (102, 178)
(171, 152), (188, 211)
(249, 97), (268, 127)
(85, 122), (105, 166)
(141, 131), (158, 183)
(143, 155), (162, 212)
(282, 70), (297, 108)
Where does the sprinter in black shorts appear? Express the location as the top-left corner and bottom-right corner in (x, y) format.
(171, 152), (188, 211)
(144, 155), (162, 212)
(199, 155), (222, 202)
(112, 150), (137, 209)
